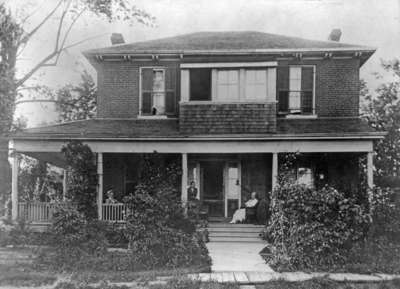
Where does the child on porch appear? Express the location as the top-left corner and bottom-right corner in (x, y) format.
(229, 191), (258, 224)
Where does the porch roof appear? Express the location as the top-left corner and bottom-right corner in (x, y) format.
(10, 117), (385, 140)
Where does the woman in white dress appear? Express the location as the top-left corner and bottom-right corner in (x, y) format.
(230, 192), (258, 224)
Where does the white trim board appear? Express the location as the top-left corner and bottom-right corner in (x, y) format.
(180, 61), (277, 68)
(13, 139), (373, 154)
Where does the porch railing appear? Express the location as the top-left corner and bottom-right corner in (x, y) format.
(102, 203), (127, 222)
(17, 202), (128, 223)
(18, 202), (56, 223)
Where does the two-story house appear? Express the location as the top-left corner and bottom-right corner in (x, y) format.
(9, 31), (385, 224)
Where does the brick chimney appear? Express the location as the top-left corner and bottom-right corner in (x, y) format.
(328, 29), (342, 42)
(110, 33), (125, 45)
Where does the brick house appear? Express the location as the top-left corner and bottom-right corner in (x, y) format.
(9, 31), (385, 224)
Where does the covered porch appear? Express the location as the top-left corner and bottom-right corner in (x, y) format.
(9, 137), (376, 224)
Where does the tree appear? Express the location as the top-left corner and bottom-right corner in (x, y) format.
(362, 59), (400, 186)
(57, 70), (97, 122)
(13, 0), (154, 88)
(0, 4), (23, 207)
(61, 141), (97, 219)
(0, 0), (152, 208)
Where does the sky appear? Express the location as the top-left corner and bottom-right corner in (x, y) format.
(4, 0), (400, 126)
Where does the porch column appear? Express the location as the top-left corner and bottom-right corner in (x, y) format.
(62, 169), (68, 200)
(367, 151), (374, 188)
(181, 153), (188, 206)
(272, 152), (278, 190)
(11, 153), (19, 220)
(97, 153), (103, 220)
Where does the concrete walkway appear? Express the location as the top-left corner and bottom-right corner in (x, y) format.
(187, 272), (400, 284)
(206, 242), (273, 272)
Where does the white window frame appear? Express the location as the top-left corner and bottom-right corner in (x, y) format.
(284, 65), (316, 118)
(138, 66), (168, 118)
(180, 62), (277, 104)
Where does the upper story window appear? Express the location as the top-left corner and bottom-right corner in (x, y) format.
(216, 70), (240, 101)
(181, 62), (277, 103)
(277, 66), (315, 115)
(140, 67), (176, 117)
(245, 69), (268, 101)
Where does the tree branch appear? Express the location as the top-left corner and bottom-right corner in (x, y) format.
(54, 0), (72, 51)
(18, 0), (64, 45)
(54, 7), (86, 64)
(15, 33), (108, 87)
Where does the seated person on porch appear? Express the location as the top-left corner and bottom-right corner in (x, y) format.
(105, 189), (118, 204)
(230, 192), (258, 224)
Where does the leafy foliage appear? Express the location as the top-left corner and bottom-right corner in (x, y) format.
(266, 182), (370, 270)
(123, 154), (210, 269)
(61, 141), (97, 219)
(0, 3), (22, 211)
(18, 156), (63, 202)
(57, 71), (97, 122)
(42, 202), (109, 270)
(362, 59), (400, 184)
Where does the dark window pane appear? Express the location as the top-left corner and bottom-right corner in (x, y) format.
(141, 68), (153, 91)
(142, 92), (152, 114)
(301, 91), (313, 113)
(301, 67), (313, 91)
(278, 90), (289, 112)
(165, 91), (175, 115)
(190, 68), (211, 101)
(277, 66), (289, 91)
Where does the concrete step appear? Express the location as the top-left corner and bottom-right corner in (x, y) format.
(209, 236), (264, 243)
(209, 223), (264, 228)
(209, 232), (262, 238)
(208, 227), (263, 233)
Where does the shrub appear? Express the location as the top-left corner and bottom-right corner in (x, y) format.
(61, 141), (97, 219)
(124, 188), (210, 269)
(266, 183), (370, 270)
(40, 202), (109, 269)
(123, 154), (211, 269)
(0, 218), (34, 247)
(368, 187), (400, 241)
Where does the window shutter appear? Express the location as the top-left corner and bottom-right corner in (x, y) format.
(277, 66), (289, 91)
(165, 67), (176, 115)
(141, 68), (153, 114)
(277, 66), (289, 111)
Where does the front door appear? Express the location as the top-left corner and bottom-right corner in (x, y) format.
(225, 162), (241, 218)
(201, 161), (225, 217)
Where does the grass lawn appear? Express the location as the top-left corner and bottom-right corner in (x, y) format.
(0, 264), (57, 287)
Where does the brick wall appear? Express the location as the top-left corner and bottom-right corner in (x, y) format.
(179, 102), (276, 134)
(90, 56), (361, 120)
(279, 58), (360, 117)
(316, 58), (360, 117)
(94, 60), (180, 118)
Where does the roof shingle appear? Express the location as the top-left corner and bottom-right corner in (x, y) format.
(85, 31), (372, 55)
(11, 118), (383, 140)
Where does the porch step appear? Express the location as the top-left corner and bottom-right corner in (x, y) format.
(207, 223), (265, 243)
(209, 236), (263, 243)
(208, 223), (264, 228)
